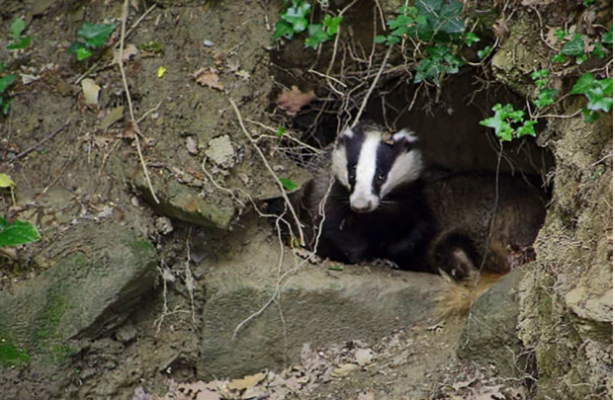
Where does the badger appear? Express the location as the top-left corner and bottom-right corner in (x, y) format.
(292, 121), (546, 282)
(296, 122), (438, 271)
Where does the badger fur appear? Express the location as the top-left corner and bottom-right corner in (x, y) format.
(297, 122), (437, 270)
(292, 122), (546, 281)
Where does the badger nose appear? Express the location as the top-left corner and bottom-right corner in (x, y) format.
(351, 201), (373, 213)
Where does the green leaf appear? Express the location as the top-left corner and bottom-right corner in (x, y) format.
(0, 217), (41, 248)
(586, 87), (613, 112)
(570, 73), (596, 95)
(534, 88), (557, 108)
(480, 104), (515, 142)
(463, 32), (479, 46)
(328, 265), (344, 271)
(305, 24), (331, 49)
(276, 126), (285, 137)
(374, 35), (387, 44)
(603, 23), (613, 45)
(582, 108), (600, 123)
(517, 120), (537, 137)
(67, 40), (87, 55)
(1, 100), (10, 115)
(323, 15), (342, 36)
(477, 45), (491, 59)
(561, 34), (584, 56)
(583, 0), (596, 6)
(10, 18), (26, 40)
(6, 36), (31, 50)
(575, 54), (588, 64)
(530, 69), (548, 80)
(273, 20), (295, 40)
(77, 23), (116, 48)
(554, 29), (566, 42)
(0, 74), (16, 93)
(551, 53), (565, 63)
(279, 177), (298, 191)
(281, 0), (311, 33)
(591, 41), (605, 58)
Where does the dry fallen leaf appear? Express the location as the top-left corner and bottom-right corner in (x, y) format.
(194, 68), (224, 90)
(228, 372), (266, 391)
(354, 348), (373, 366)
(276, 85), (316, 116)
(113, 43), (140, 64)
(101, 106), (125, 131)
(81, 78), (100, 106)
(331, 363), (358, 377)
(357, 390), (375, 400)
(176, 381), (221, 400)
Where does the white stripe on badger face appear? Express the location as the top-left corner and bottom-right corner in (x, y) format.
(380, 130), (422, 198)
(331, 127), (354, 189)
(349, 131), (380, 213)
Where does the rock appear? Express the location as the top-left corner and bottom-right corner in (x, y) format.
(205, 135), (235, 168)
(135, 170), (237, 230)
(457, 268), (532, 378)
(0, 223), (157, 367)
(198, 215), (444, 377)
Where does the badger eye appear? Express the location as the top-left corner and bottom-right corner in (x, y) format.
(377, 173), (386, 183)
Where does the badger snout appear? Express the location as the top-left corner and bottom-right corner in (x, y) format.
(350, 193), (378, 213)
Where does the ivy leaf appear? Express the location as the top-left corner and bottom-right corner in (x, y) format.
(517, 120), (537, 137)
(374, 35), (387, 44)
(530, 69), (548, 80)
(561, 34), (584, 56)
(554, 29), (566, 42)
(273, 20), (295, 40)
(0, 217), (41, 248)
(479, 104), (515, 142)
(570, 73), (596, 95)
(276, 126), (285, 137)
(281, 1), (311, 33)
(591, 41), (605, 58)
(534, 88), (557, 108)
(0, 74), (16, 93)
(10, 18), (26, 40)
(279, 177), (298, 191)
(552, 53), (565, 63)
(6, 36), (31, 50)
(582, 108), (600, 123)
(463, 32), (479, 46)
(305, 24), (331, 49)
(585, 87), (613, 112)
(436, 0), (465, 34)
(477, 45), (491, 59)
(323, 15), (342, 36)
(603, 23), (613, 45)
(78, 23), (116, 48)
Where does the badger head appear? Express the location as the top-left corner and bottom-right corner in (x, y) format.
(331, 123), (423, 213)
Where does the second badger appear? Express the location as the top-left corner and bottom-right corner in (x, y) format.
(293, 122), (546, 278)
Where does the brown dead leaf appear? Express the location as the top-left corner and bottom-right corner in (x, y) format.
(492, 17), (509, 39)
(276, 85), (316, 116)
(354, 348), (373, 366)
(194, 68), (224, 91)
(81, 78), (100, 106)
(357, 390), (375, 400)
(228, 372), (266, 391)
(176, 381), (221, 400)
(113, 44), (140, 64)
(101, 106), (125, 131)
(331, 363), (358, 377)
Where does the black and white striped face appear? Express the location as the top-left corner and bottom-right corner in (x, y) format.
(331, 124), (423, 213)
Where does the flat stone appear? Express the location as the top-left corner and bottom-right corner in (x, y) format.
(198, 216), (444, 378)
(0, 223), (157, 367)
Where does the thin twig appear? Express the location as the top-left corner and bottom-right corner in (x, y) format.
(227, 97), (305, 245)
(119, 0), (159, 203)
(352, 45), (392, 127)
(11, 121), (70, 161)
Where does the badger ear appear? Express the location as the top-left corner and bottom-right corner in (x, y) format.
(336, 126), (354, 146)
(392, 128), (418, 151)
